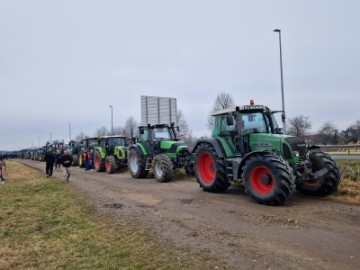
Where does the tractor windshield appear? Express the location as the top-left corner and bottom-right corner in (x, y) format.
(153, 127), (173, 140)
(109, 137), (126, 147)
(240, 112), (269, 134)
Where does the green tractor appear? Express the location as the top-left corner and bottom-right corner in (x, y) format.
(78, 137), (99, 168)
(192, 101), (341, 205)
(93, 135), (128, 173)
(67, 140), (82, 166)
(128, 124), (192, 182)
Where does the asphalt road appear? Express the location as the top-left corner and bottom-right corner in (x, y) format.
(20, 159), (360, 270)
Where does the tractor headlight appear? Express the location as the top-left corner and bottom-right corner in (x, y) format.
(293, 151), (299, 157)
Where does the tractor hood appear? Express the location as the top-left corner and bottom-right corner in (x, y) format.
(249, 134), (306, 164)
(160, 141), (188, 153)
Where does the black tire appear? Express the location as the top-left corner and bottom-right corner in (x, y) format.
(152, 154), (174, 182)
(194, 143), (230, 192)
(94, 151), (105, 172)
(296, 149), (341, 196)
(242, 154), (295, 205)
(72, 155), (78, 166)
(128, 148), (148, 178)
(105, 155), (117, 174)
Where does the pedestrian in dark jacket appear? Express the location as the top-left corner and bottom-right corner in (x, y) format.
(61, 150), (73, 183)
(44, 151), (55, 177)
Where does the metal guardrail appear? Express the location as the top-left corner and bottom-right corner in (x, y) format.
(318, 144), (360, 155)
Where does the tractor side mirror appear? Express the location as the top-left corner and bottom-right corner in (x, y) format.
(131, 137), (137, 144)
(275, 127), (283, 134)
(226, 114), (234, 126)
(176, 126), (180, 133)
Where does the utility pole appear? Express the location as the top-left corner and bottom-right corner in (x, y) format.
(69, 123), (72, 141)
(273, 29), (286, 133)
(109, 105), (114, 135)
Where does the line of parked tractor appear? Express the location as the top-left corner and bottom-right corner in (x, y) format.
(13, 100), (342, 206)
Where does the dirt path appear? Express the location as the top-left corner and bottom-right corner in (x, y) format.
(21, 160), (360, 270)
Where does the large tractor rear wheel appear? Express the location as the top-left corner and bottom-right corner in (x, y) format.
(105, 155), (117, 174)
(296, 149), (341, 196)
(153, 154), (174, 182)
(242, 154), (295, 205)
(128, 148), (148, 178)
(194, 143), (230, 192)
(94, 151), (105, 172)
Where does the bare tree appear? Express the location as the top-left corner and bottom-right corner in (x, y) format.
(113, 126), (127, 136)
(207, 92), (235, 130)
(176, 109), (190, 141)
(287, 115), (312, 138)
(74, 132), (86, 141)
(345, 120), (360, 143)
(94, 126), (109, 137)
(124, 116), (138, 138)
(317, 122), (338, 144)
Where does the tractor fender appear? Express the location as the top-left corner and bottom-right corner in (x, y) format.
(192, 138), (226, 159)
(94, 146), (106, 159)
(129, 144), (147, 161)
(237, 150), (272, 179)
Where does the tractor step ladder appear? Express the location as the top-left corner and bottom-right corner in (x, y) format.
(226, 159), (234, 179)
(145, 157), (153, 170)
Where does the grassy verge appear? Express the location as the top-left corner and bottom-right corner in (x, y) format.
(0, 161), (209, 270)
(329, 159), (360, 205)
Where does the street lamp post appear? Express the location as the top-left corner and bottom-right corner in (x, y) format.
(273, 29), (286, 133)
(68, 123), (72, 141)
(109, 105), (114, 135)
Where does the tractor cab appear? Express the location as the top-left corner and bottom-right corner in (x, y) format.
(99, 136), (127, 153)
(211, 101), (305, 165)
(137, 124), (179, 155)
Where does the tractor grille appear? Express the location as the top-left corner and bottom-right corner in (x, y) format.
(285, 137), (307, 157)
(179, 148), (190, 158)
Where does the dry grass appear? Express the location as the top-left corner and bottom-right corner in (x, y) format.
(0, 161), (209, 270)
(329, 159), (360, 205)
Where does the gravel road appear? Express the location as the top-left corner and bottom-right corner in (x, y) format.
(20, 159), (360, 270)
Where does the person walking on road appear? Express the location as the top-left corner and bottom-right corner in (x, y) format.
(44, 151), (55, 177)
(0, 157), (8, 184)
(61, 150), (73, 183)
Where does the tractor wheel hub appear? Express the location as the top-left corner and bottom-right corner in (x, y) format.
(261, 174), (271, 185)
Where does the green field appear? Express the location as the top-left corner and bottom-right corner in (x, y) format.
(0, 161), (210, 270)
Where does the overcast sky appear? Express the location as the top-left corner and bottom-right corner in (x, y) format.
(1, 0), (359, 150)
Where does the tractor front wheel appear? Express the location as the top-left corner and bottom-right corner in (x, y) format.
(94, 151), (105, 172)
(153, 154), (174, 182)
(105, 155), (117, 174)
(194, 143), (229, 192)
(128, 148), (148, 178)
(242, 154), (295, 205)
(296, 149), (341, 196)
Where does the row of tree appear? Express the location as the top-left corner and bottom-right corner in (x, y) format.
(287, 116), (360, 145)
(73, 92), (359, 146)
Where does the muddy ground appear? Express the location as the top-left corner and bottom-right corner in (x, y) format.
(20, 160), (359, 270)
